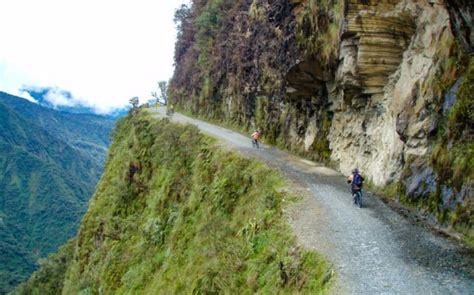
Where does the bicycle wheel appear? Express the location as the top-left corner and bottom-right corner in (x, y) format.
(357, 191), (362, 208)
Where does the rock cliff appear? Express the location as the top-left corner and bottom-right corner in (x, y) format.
(331, 0), (448, 183)
(170, 0), (472, 238)
(446, 0), (473, 54)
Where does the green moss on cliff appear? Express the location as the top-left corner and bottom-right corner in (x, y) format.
(430, 56), (474, 235)
(396, 57), (473, 243)
(296, 0), (342, 62)
(447, 57), (474, 140)
(24, 111), (330, 294)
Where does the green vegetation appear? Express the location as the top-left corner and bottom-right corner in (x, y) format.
(427, 33), (467, 101)
(429, 56), (474, 237)
(446, 57), (474, 141)
(0, 92), (115, 293)
(195, 0), (225, 68)
(27, 111), (330, 294)
(14, 240), (76, 295)
(295, 0), (343, 63)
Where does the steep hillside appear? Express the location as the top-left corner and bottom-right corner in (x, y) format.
(0, 92), (115, 163)
(169, 0), (473, 240)
(0, 92), (115, 293)
(15, 111), (330, 294)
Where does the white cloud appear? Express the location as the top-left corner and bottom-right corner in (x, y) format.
(0, 0), (190, 114)
(17, 90), (38, 104)
(43, 89), (76, 107)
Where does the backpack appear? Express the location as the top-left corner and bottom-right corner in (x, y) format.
(353, 173), (363, 188)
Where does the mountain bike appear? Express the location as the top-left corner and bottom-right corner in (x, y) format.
(353, 190), (362, 208)
(252, 138), (259, 148)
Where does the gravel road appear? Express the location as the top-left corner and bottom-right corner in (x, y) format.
(150, 108), (474, 294)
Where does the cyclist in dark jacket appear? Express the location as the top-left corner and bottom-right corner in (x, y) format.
(347, 168), (364, 195)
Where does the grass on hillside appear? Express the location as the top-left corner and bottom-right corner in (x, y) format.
(20, 111), (332, 294)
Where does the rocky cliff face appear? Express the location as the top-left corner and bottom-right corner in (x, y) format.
(170, 0), (473, 237)
(331, 0), (448, 184)
(446, 0), (473, 54)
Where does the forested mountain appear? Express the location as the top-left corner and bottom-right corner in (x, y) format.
(0, 92), (115, 293)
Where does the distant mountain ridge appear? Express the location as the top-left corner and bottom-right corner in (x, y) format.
(22, 87), (127, 117)
(0, 91), (116, 293)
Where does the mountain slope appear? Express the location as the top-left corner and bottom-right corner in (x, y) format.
(0, 92), (115, 163)
(0, 92), (115, 293)
(15, 111), (331, 294)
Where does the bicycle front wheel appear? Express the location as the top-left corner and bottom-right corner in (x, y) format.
(357, 191), (362, 208)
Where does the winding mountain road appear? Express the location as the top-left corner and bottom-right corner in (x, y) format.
(150, 108), (474, 294)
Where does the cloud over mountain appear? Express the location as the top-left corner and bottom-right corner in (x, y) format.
(21, 86), (125, 115)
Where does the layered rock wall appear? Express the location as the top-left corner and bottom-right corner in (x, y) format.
(330, 0), (451, 185)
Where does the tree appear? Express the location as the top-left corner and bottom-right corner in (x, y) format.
(174, 4), (193, 63)
(152, 81), (168, 105)
(129, 97), (139, 109)
(174, 4), (191, 30)
(151, 91), (158, 102)
(158, 81), (168, 105)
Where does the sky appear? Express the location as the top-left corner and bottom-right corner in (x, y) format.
(0, 0), (189, 114)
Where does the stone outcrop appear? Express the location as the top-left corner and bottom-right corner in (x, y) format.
(339, 0), (416, 98)
(330, 0), (452, 185)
